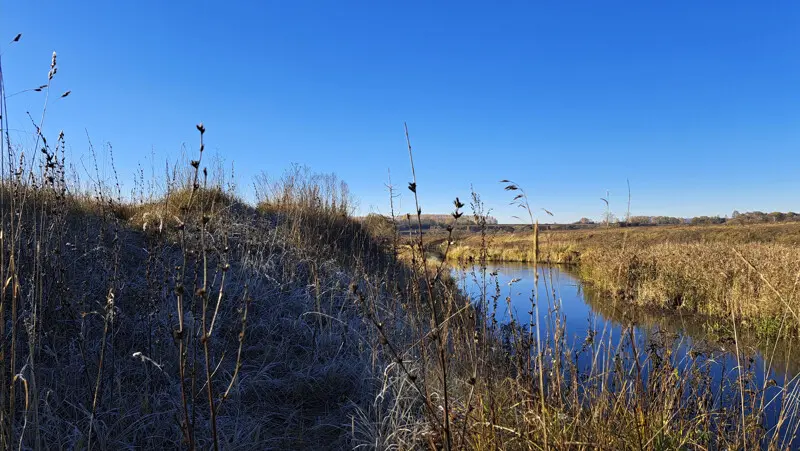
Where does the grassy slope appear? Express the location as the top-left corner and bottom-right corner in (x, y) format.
(0, 182), (404, 449)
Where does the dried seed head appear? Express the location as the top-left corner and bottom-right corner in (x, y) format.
(190, 160), (200, 169)
(196, 122), (205, 134)
(51, 51), (57, 68)
(60, 90), (71, 98)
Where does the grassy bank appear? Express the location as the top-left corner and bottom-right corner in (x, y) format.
(447, 223), (800, 336)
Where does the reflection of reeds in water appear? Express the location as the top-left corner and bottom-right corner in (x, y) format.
(446, 222), (800, 342)
(578, 274), (800, 381)
(435, 205), (800, 448)
(447, 259), (800, 448)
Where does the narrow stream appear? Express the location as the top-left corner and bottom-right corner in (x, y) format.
(454, 262), (800, 444)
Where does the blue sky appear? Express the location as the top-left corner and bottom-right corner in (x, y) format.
(2, 1), (798, 223)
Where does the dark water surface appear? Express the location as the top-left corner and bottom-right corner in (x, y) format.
(454, 262), (800, 444)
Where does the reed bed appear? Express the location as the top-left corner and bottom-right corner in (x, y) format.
(446, 223), (800, 339)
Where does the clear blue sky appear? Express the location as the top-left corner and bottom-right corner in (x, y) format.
(2, 1), (798, 223)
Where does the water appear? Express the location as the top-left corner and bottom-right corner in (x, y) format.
(454, 262), (800, 444)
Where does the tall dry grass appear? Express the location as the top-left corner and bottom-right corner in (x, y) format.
(446, 223), (800, 338)
(351, 128), (800, 449)
(0, 47), (403, 449)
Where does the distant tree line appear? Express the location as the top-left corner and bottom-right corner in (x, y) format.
(360, 210), (800, 239)
(590, 211), (800, 228)
(727, 210), (800, 225)
(358, 213), (500, 237)
(405, 214), (499, 227)
(626, 216), (685, 225)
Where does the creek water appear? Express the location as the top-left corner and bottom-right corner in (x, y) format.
(453, 262), (800, 444)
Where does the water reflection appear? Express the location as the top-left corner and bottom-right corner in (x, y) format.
(454, 262), (800, 441)
(455, 262), (799, 378)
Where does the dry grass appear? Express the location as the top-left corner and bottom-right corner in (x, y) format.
(445, 223), (800, 337)
(0, 160), (397, 448)
(449, 222), (800, 263)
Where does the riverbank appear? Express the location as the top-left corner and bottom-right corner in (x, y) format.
(445, 222), (800, 337)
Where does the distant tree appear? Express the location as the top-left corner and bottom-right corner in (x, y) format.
(628, 215), (652, 225)
(732, 210), (740, 219)
(727, 210), (800, 225)
(651, 216), (683, 225)
(768, 212), (786, 223)
(690, 215), (725, 225)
